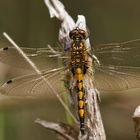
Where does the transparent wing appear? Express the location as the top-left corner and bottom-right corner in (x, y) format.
(94, 39), (140, 92)
(0, 68), (65, 97)
(0, 43), (77, 122)
(0, 45), (63, 84)
(0, 41), (65, 96)
(0, 45), (61, 70)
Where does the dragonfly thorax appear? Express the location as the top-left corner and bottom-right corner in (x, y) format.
(71, 40), (85, 50)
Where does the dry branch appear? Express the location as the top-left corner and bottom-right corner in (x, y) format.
(133, 106), (140, 140)
(35, 119), (78, 140)
(35, 0), (106, 139)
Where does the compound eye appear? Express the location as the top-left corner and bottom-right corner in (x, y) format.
(69, 29), (79, 39)
(79, 29), (87, 39)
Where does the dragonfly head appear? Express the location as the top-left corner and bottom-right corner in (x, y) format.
(69, 28), (87, 41)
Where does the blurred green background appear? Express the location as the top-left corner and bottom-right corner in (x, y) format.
(0, 0), (140, 140)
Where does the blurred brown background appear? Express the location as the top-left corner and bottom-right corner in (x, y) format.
(0, 0), (140, 140)
(1, 0), (140, 47)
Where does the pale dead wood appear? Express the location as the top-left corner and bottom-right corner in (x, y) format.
(35, 0), (106, 139)
(133, 106), (140, 140)
(35, 119), (78, 140)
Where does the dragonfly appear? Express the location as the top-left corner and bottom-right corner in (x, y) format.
(0, 30), (140, 134)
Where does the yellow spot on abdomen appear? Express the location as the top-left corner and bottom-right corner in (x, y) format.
(75, 74), (83, 81)
(77, 82), (82, 90)
(79, 109), (84, 117)
(78, 91), (83, 99)
(76, 68), (82, 74)
(79, 100), (84, 108)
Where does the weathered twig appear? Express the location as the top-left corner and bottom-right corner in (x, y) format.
(35, 119), (78, 140)
(133, 106), (140, 140)
(35, 0), (106, 139)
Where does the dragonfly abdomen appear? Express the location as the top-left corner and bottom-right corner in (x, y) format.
(76, 68), (85, 134)
(70, 45), (88, 134)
